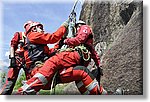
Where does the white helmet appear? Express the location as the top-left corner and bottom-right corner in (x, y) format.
(76, 20), (86, 26)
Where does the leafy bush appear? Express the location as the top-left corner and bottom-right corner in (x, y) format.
(0, 72), (6, 86)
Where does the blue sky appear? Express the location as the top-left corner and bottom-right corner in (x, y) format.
(0, 0), (83, 60)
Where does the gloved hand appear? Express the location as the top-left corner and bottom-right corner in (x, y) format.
(9, 57), (16, 68)
(58, 37), (66, 49)
(61, 19), (70, 28)
(91, 67), (103, 79)
(98, 67), (103, 76)
(95, 67), (103, 86)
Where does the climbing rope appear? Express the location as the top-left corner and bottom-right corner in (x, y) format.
(60, 0), (79, 50)
(50, 0), (81, 95)
(50, 71), (58, 95)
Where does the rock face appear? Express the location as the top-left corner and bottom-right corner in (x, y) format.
(62, 0), (143, 95)
(79, 0), (143, 95)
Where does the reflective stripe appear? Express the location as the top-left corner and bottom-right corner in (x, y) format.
(86, 79), (98, 91)
(33, 73), (48, 85)
(76, 81), (84, 89)
(60, 68), (66, 74)
(21, 79), (38, 94)
(23, 89), (36, 95)
(83, 90), (90, 95)
(21, 83), (30, 91)
(20, 73), (48, 94)
(101, 89), (108, 95)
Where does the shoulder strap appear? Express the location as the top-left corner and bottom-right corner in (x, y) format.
(19, 32), (26, 43)
(22, 32), (26, 39)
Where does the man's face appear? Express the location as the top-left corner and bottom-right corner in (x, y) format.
(31, 25), (44, 33)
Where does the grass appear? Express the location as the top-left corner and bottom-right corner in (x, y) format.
(38, 84), (68, 95)
(12, 84), (68, 95)
(12, 70), (69, 95)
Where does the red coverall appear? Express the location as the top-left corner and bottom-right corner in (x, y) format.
(0, 26), (67, 95)
(23, 26), (67, 79)
(0, 32), (25, 95)
(18, 25), (104, 95)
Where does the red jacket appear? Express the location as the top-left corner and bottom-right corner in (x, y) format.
(11, 32), (25, 55)
(64, 25), (100, 67)
(27, 26), (66, 44)
(24, 26), (67, 68)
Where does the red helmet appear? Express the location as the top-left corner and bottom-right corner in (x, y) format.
(24, 20), (43, 34)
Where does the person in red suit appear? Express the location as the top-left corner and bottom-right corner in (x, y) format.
(18, 20), (107, 95)
(0, 20), (69, 95)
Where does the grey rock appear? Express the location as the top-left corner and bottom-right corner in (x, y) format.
(63, 0), (143, 95)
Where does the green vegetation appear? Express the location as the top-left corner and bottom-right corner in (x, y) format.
(0, 72), (6, 85)
(39, 84), (68, 95)
(14, 72), (26, 90)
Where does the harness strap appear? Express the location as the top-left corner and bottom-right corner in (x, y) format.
(75, 45), (91, 61)
(58, 45), (91, 65)
(19, 32), (26, 43)
(50, 71), (59, 95)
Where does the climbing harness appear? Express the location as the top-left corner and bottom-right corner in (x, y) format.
(75, 44), (91, 61)
(58, 44), (91, 62)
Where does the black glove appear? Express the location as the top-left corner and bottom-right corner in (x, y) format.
(9, 57), (16, 68)
(98, 67), (103, 76)
(91, 67), (103, 79)
(58, 37), (66, 49)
